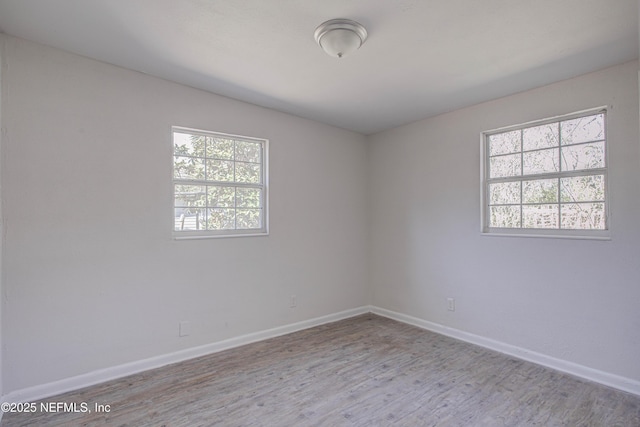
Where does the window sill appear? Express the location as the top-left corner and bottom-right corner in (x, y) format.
(173, 231), (269, 240)
(481, 229), (610, 241)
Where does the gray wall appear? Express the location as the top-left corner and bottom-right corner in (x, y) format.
(369, 60), (640, 382)
(0, 35), (369, 392)
(1, 33), (639, 397)
(0, 34), (4, 399)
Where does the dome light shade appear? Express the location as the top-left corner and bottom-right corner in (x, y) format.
(314, 19), (368, 58)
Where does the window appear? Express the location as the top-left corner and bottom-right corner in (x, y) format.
(482, 108), (608, 238)
(172, 127), (268, 238)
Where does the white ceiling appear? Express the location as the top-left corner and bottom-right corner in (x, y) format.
(0, 0), (637, 135)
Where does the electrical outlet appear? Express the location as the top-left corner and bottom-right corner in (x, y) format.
(290, 295), (297, 308)
(179, 321), (190, 337)
(447, 298), (455, 312)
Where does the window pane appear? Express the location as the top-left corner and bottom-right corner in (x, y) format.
(561, 114), (604, 145)
(560, 141), (604, 171)
(489, 131), (520, 156)
(236, 187), (261, 208)
(560, 175), (605, 203)
(174, 185), (206, 208)
(207, 208), (235, 230)
(173, 128), (267, 236)
(561, 203), (605, 229)
(523, 123), (558, 151)
(235, 162), (261, 183)
(174, 132), (206, 157)
(173, 156), (205, 180)
(523, 204), (559, 229)
(235, 140), (262, 163)
(489, 182), (520, 205)
(490, 205), (521, 228)
(523, 148), (558, 175)
(236, 209), (262, 229)
(490, 153), (521, 178)
(522, 179), (558, 204)
(174, 207), (205, 231)
(207, 137), (234, 160)
(207, 186), (235, 207)
(483, 111), (606, 235)
(206, 159), (234, 181)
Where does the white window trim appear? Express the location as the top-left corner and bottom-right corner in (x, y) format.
(480, 107), (610, 240)
(172, 126), (269, 240)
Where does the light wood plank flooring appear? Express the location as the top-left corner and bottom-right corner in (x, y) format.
(3, 314), (639, 426)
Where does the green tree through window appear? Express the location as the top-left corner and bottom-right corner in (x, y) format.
(173, 128), (268, 237)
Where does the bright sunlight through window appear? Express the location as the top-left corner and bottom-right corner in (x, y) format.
(482, 108), (608, 239)
(172, 127), (268, 238)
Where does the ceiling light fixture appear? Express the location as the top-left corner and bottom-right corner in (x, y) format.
(314, 19), (368, 58)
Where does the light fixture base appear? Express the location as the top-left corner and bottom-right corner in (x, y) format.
(314, 19), (368, 58)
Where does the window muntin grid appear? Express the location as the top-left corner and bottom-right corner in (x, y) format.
(172, 127), (268, 237)
(483, 109), (607, 237)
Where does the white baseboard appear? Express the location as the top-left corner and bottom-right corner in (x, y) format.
(370, 306), (640, 396)
(4, 304), (638, 404)
(2, 306), (370, 404)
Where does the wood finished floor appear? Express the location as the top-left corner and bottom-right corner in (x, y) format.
(3, 314), (639, 426)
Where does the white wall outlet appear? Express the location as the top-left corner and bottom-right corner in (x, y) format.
(447, 298), (455, 312)
(289, 295), (297, 308)
(179, 321), (190, 337)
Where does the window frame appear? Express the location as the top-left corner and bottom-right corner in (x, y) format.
(172, 126), (269, 239)
(480, 107), (610, 240)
